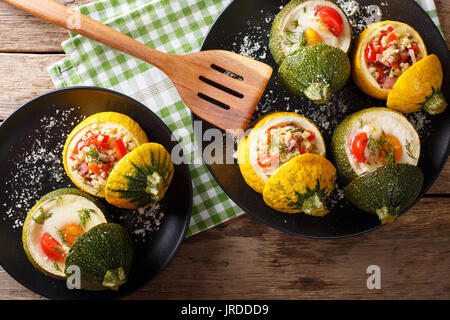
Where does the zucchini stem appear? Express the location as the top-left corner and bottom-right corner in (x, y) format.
(102, 267), (127, 291)
(375, 206), (398, 224)
(302, 193), (329, 217)
(423, 90), (448, 115)
(304, 83), (331, 104)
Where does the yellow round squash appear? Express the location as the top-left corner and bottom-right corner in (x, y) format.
(387, 54), (447, 115)
(63, 112), (149, 198)
(105, 143), (174, 209)
(352, 20), (427, 100)
(237, 112), (326, 194)
(262, 154), (337, 216)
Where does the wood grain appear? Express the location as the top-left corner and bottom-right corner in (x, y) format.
(0, 0), (448, 52)
(1, 197), (449, 300)
(0, 0), (448, 301)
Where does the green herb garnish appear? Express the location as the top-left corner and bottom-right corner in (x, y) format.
(53, 262), (62, 272)
(405, 139), (417, 159)
(85, 146), (104, 163)
(33, 207), (53, 224)
(78, 208), (95, 229)
(367, 135), (396, 165)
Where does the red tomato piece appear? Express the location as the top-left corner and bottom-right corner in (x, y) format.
(115, 139), (128, 161)
(374, 66), (384, 84)
(304, 129), (315, 141)
(315, 6), (344, 37)
(387, 32), (398, 43)
(88, 163), (102, 175)
(365, 43), (377, 63)
(40, 233), (66, 261)
(351, 132), (368, 163)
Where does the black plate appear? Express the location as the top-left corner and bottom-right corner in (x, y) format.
(0, 87), (192, 299)
(194, 0), (450, 238)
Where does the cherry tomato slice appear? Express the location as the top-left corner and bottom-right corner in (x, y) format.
(40, 233), (66, 261)
(315, 6), (344, 37)
(351, 132), (368, 163)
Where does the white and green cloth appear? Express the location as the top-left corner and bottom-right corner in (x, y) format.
(48, 0), (442, 237)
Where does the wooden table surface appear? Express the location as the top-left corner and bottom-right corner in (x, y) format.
(0, 0), (449, 300)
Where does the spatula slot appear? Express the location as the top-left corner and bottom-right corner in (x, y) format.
(198, 93), (231, 110)
(210, 64), (244, 81)
(199, 76), (244, 99)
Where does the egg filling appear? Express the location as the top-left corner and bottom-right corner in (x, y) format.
(25, 194), (107, 277)
(280, 0), (352, 56)
(345, 111), (420, 176)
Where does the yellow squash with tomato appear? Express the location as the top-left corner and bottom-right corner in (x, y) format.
(63, 112), (149, 198)
(237, 112), (336, 216)
(352, 21), (447, 114)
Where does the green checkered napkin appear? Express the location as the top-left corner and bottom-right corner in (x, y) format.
(48, 0), (442, 237)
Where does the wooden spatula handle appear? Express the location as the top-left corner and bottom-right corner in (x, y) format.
(3, 0), (172, 72)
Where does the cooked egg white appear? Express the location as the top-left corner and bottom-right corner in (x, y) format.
(345, 110), (420, 176)
(26, 194), (107, 277)
(281, 0), (352, 55)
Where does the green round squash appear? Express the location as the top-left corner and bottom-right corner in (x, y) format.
(345, 164), (424, 224)
(269, 0), (352, 65)
(331, 107), (420, 185)
(278, 42), (350, 104)
(22, 188), (110, 279)
(64, 223), (133, 291)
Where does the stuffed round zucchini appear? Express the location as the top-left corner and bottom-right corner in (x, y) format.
(237, 112), (326, 194)
(63, 112), (149, 198)
(270, 0), (352, 65)
(352, 21), (427, 100)
(331, 107), (420, 185)
(22, 188), (109, 278)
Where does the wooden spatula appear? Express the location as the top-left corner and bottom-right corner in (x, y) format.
(3, 0), (273, 132)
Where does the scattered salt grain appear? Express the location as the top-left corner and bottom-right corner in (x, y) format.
(2, 108), (83, 229)
(117, 202), (165, 242)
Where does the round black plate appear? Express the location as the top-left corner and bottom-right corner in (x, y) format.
(0, 87), (192, 299)
(194, 0), (450, 237)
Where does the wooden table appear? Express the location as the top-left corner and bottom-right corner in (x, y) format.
(0, 0), (449, 300)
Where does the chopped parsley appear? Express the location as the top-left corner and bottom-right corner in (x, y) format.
(33, 207), (53, 224)
(85, 146), (104, 163)
(53, 262), (62, 272)
(405, 139), (417, 159)
(367, 135), (396, 164)
(78, 208), (95, 229)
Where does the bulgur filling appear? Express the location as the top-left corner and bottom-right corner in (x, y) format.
(256, 124), (318, 176)
(68, 123), (138, 194)
(364, 24), (424, 89)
